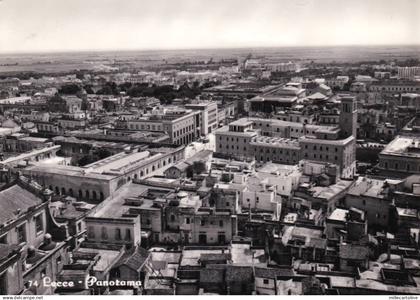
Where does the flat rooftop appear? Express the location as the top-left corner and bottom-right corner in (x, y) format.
(250, 95), (298, 103)
(92, 183), (161, 218)
(84, 150), (157, 174)
(0, 145), (61, 165)
(347, 177), (387, 199)
(250, 136), (300, 149)
(328, 208), (349, 222)
(180, 248), (226, 267)
(77, 247), (121, 272)
(229, 118), (254, 127)
(216, 125), (258, 137)
(248, 118), (338, 133)
(381, 135), (420, 158)
(230, 243), (266, 267)
(299, 135), (355, 146)
(54, 136), (132, 150)
(311, 180), (353, 200)
(23, 164), (115, 180)
(257, 162), (301, 175)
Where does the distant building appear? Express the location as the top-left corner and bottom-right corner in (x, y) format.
(398, 66), (420, 79)
(216, 96), (357, 178)
(22, 147), (184, 201)
(125, 106), (201, 145)
(378, 135), (420, 176)
(185, 101), (218, 135)
(369, 80), (420, 94)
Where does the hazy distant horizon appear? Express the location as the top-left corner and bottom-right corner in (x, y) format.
(1, 0), (419, 54)
(1, 43), (420, 56)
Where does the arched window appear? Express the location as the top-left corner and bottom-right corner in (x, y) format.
(100, 192), (104, 201)
(55, 187), (60, 194)
(61, 187), (66, 195)
(69, 188), (74, 197)
(92, 191), (97, 200)
(85, 190), (90, 199)
(79, 190), (83, 198)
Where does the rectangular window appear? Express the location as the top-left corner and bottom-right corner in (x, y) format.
(0, 234), (7, 244)
(101, 227), (108, 240)
(263, 279), (269, 285)
(115, 228), (122, 240)
(17, 224), (26, 244)
(35, 214), (43, 234)
(87, 226), (95, 239)
(125, 229), (131, 241)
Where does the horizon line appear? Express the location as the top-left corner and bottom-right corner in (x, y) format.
(1, 43), (420, 56)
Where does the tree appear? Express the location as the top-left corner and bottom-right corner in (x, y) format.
(77, 155), (97, 166)
(93, 148), (112, 160)
(186, 161), (207, 177)
(84, 84), (94, 94)
(59, 84), (81, 95)
(96, 82), (119, 95)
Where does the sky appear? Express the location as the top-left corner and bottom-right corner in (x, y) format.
(0, 0), (419, 53)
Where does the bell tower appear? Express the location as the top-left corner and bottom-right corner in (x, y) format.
(339, 95), (357, 139)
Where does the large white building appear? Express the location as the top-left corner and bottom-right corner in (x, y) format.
(216, 96), (357, 178)
(398, 67), (420, 79)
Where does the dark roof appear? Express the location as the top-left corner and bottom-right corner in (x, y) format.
(168, 161), (191, 172)
(116, 246), (150, 271)
(190, 150), (213, 161)
(0, 184), (43, 224)
(200, 268), (224, 283)
(226, 266), (253, 282)
(254, 267), (294, 279)
(200, 253), (231, 262)
(308, 238), (327, 249)
(339, 244), (369, 260)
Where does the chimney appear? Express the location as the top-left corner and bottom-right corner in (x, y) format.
(27, 246), (36, 258)
(44, 233), (52, 245)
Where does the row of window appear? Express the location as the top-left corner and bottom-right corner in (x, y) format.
(173, 127), (194, 138)
(371, 86), (420, 92)
(257, 148), (297, 156)
(382, 161), (417, 172)
(199, 219), (225, 227)
(129, 123), (162, 131)
(49, 185), (105, 201)
(303, 152), (339, 161)
(219, 136), (248, 143)
(87, 226), (132, 241)
(304, 144), (338, 152)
